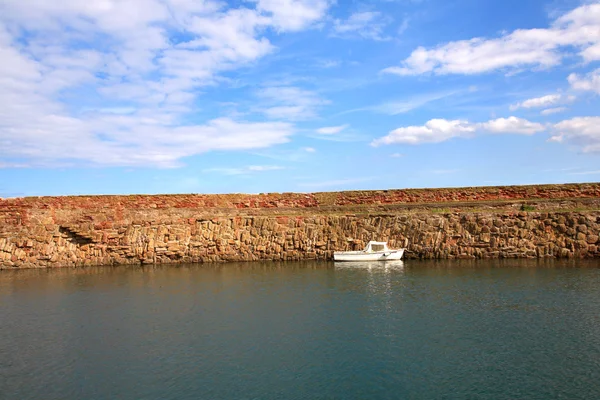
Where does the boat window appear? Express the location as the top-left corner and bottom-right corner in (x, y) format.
(371, 244), (385, 252)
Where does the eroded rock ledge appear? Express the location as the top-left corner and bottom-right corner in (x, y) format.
(1, 183), (599, 268)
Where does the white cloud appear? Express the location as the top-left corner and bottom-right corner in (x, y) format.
(382, 3), (600, 75)
(371, 90), (461, 115)
(257, 86), (329, 120)
(519, 94), (561, 109)
(372, 119), (476, 146)
(247, 165), (284, 171)
(509, 94), (574, 110)
(373, 114), (600, 153)
(332, 11), (391, 41)
(316, 59), (340, 68)
(0, 107), (294, 168)
(316, 124), (349, 134)
(254, 0), (332, 32)
(397, 17), (410, 35)
(0, 0), (332, 168)
(371, 116), (545, 146)
(251, 147), (317, 162)
(568, 68), (600, 94)
(0, 162), (29, 169)
(541, 107), (567, 115)
(204, 165), (285, 175)
(335, 90), (465, 117)
(480, 117), (546, 135)
(551, 117), (600, 153)
(582, 43), (600, 61)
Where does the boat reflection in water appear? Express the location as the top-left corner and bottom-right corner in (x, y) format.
(333, 260), (405, 273)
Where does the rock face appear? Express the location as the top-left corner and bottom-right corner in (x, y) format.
(1, 183), (599, 268)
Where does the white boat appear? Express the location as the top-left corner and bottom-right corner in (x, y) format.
(333, 241), (405, 262)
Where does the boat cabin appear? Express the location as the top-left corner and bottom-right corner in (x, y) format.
(363, 241), (390, 253)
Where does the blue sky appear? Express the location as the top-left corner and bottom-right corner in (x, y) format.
(1, 0), (599, 197)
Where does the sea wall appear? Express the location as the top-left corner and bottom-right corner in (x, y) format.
(2, 183), (599, 212)
(1, 184), (599, 268)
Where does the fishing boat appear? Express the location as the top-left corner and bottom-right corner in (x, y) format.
(333, 241), (404, 261)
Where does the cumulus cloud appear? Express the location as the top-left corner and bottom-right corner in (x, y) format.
(316, 125), (349, 135)
(480, 117), (545, 134)
(373, 114), (600, 153)
(550, 117), (600, 153)
(509, 94), (574, 110)
(568, 68), (600, 94)
(332, 11), (391, 40)
(371, 119), (477, 146)
(382, 3), (600, 75)
(0, 0), (332, 168)
(371, 116), (545, 146)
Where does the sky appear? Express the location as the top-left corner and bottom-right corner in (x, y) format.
(1, 0), (600, 197)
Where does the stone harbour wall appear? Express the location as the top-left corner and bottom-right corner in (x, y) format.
(2, 183), (599, 212)
(1, 184), (599, 268)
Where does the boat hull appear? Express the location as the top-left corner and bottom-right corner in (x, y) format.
(333, 249), (404, 262)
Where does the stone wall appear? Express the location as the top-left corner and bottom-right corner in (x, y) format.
(1, 184), (599, 268)
(2, 183), (599, 212)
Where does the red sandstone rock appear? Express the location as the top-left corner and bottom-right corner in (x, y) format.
(1, 184), (600, 268)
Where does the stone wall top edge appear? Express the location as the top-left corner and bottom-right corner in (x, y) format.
(311, 182), (600, 194)
(1, 182), (599, 210)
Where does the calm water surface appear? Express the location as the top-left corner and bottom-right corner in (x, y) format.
(1, 260), (600, 400)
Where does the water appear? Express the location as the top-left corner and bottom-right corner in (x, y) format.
(1, 260), (600, 400)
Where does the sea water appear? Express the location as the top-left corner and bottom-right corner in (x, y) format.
(1, 259), (599, 399)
